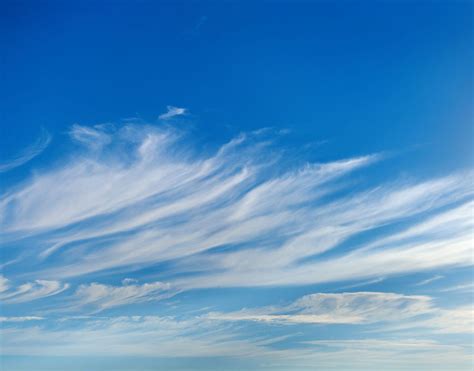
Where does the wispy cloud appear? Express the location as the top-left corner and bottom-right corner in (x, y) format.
(0, 124), (471, 293)
(0, 316), (44, 322)
(159, 105), (187, 120)
(440, 282), (474, 293)
(0, 275), (69, 304)
(176, 196), (473, 289)
(301, 338), (471, 370)
(1, 315), (471, 370)
(415, 275), (444, 286)
(381, 305), (474, 334)
(207, 292), (434, 325)
(207, 290), (473, 335)
(71, 280), (176, 312)
(0, 315), (288, 359)
(0, 128), (51, 173)
(418, 306), (474, 334)
(69, 124), (112, 150)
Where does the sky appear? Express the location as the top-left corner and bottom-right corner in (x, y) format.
(0, 1), (473, 370)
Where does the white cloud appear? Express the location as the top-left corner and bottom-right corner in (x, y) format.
(175, 198), (473, 289)
(0, 276), (69, 304)
(0, 316), (44, 322)
(0, 124), (472, 293)
(0, 128), (51, 173)
(300, 338), (472, 370)
(383, 305), (474, 334)
(159, 105), (187, 120)
(0, 275), (10, 292)
(69, 124), (111, 150)
(71, 280), (176, 312)
(0, 316), (471, 370)
(306, 338), (460, 351)
(121, 278), (138, 285)
(0, 315), (286, 359)
(208, 290), (473, 336)
(415, 275), (444, 286)
(440, 282), (474, 293)
(0, 121), (472, 371)
(422, 306), (474, 334)
(208, 292), (434, 325)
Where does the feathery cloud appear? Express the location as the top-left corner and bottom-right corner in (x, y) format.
(0, 128), (51, 173)
(0, 124), (471, 294)
(159, 105), (187, 120)
(71, 280), (176, 312)
(207, 292), (434, 325)
(0, 275), (69, 304)
(0, 315), (287, 359)
(69, 124), (112, 150)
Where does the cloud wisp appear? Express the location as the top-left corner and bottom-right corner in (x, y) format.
(0, 316), (44, 323)
(70, 280), (177, 312)
(415, 275), (444, 287)
(0, 128), (51, 173)
(207, 292), (434, 325)
(0, 275), (69, 304)
(206, 290), (473, 335)
(158, 105), (187, 120)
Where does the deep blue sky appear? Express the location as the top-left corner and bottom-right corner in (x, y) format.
(1, 1), (473, 370)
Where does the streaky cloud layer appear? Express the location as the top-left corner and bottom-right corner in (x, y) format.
(1, 123), (472, 290)
(0, 122), (472, 369)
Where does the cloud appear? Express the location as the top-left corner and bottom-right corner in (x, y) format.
(0, 123), (472, 295)
(159, 105), (187, 120)
(0, 316), (44, 322)
(381, 305), (474, 334)
(69, 124), (111, 150)
(71, 280), (176, 312)
(305, 338), (461, 351)
(0, 121), (472, 371)
(207, 292), (434, 325)
(300, 338), (472, 370)
(175, 197), (473, 289)
(1, 315), (471, 370)
(421, 306), (474, 334)
(121, 278), (138, 285)
(0, 275), (69, 304)
(415, 275), (444, 286)
(0, 315), (288, 359)
(0, 275), (10, 292)
(440, 282), (474, 293)
(207, 290), (473, 335)
(0, 128), (51, 173)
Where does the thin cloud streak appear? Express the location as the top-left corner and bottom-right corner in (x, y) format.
(70, 280), (177, 312)
(0, 316), (44, 322)
(207, 292), (434, 325)
(0, 275), (69, 304)
(415, 275), (444, 287)
(0, 129), (51, 173)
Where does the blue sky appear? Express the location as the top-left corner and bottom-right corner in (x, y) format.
(1, 1), (473, 370)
